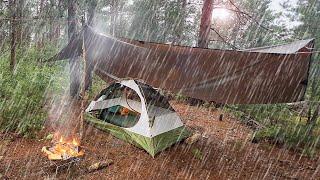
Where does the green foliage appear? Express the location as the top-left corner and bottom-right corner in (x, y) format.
(292, 0), (320, 103)
(253, 124), (320, 156)
(235, 0), (282, 48)
(174, 93), (188, 102)
(294, 0), (320, 43)
(228, 104), (300, 126)
(227, 2), (320, 149)
(228, 102), (320, 154)
(88, 74), (108, 100)
(45, 133), (54, 140)
(0, 45), (66, 137)
(191, 148), (203, 160)
(128, 0), (200, 45)
(253, 126), (281, 142)
(227, 0), (320, 154)
(0, 0), (318, 155)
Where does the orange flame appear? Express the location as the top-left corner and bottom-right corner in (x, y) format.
(42, 135), (84, 160)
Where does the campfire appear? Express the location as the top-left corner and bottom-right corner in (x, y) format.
(42, 136), (84, 160)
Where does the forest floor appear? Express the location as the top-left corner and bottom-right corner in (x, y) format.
(0, 101), (319, 179)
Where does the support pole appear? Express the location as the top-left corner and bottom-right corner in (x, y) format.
(80, 32), (87, 140)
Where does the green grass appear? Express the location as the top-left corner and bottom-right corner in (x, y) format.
(253, 124), (320, 156)
(0, 45), (67, 137)
(191, 148), (203, 160)
(227, 103), (320, 156)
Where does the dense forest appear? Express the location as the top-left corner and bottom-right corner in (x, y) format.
(0, 0), (320, 179)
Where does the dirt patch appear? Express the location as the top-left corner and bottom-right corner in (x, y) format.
(0, 101), (319, 179)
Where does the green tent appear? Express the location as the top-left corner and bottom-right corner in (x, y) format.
(85, 79), (190, 157)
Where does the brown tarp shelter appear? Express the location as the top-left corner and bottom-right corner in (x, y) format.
(51, 25), (314, 104)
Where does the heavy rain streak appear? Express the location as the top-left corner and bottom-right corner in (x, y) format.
(0, 0), (319, 179)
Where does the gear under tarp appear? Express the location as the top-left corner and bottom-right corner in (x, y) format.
(51, 26), (314, 104)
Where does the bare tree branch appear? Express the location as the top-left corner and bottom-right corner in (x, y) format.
(227, 0), (301, 40)
(210, 27), (239, 50)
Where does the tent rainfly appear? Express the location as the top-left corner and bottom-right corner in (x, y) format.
(50, 25), (314, 104)
(85, 80), (190, 157)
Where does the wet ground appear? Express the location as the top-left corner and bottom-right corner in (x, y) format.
(0, 101), (319, 179)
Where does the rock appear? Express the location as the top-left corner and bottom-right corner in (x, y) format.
(87, 159), (113, 173)
(219, 114), (223, 121)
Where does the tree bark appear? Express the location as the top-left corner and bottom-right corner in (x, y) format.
(35, 0), (45, 48)
(198, 0), (213, 48)
(110, 0), (119, 36)
(9, 0), (17, 71)
(54, 0), (64, 40)
(87, 0), (97, 26)
(68, 0), (81, 97)
(68, 0), (77, 39)
(48, 0), (56, 41)
(16, 0), (24, 47)
(84, 0), (97, 91)
(0, 22), (4, 51)
(0, 3), (3, 48)
(173, 0), (187, 45)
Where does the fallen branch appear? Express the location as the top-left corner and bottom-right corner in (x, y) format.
(185, 132), (201, 145)
(87, 159), (113, 173)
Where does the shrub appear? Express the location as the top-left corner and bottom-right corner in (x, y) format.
(253, 125), (320, 156)
(0, 46), (67, 137)
(228, 102), (319, 155)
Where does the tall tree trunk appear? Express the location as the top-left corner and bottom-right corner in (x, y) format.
(68, 0), (77, 39)
(36, 0), (45, 48)
(87, 0), (97, 26)
(48, 0), (56, 41)
(198, 0), (213, 48)
(68, 0), (80, 97)
(54, 0), (64, 40)
(0, 22), (3, 51)
(9, 0), (17, 71)
(84, 0), (97, 91)
(0, 4), (6, 51)
(16, 0), (24, 48)
(110, 0), (119, 36)
(173, 0), (187, 45)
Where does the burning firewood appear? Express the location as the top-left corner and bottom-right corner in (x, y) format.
(87, 159), (113, 173)
(42, 136), (84, 160)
